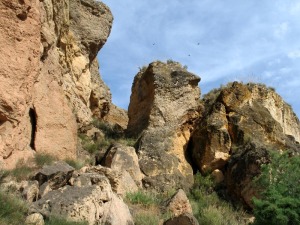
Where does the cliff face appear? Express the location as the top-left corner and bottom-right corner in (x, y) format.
(190, 82), (300, 208)
(127, 61), (201, 191)
(0, 0), (114, 169)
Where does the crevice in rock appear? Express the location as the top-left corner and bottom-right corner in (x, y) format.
(185, 137), (198, 174)
(0, 112), (8, 126)
(29, 108), (37, 150)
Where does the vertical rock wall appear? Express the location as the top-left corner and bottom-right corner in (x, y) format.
(0, 0), (114, 169)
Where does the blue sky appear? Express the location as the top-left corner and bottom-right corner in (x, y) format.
(98, 0), (300, 118)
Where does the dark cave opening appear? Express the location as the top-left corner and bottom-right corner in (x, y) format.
(29, 108), (37, 150)
(185, 138), (198, 174)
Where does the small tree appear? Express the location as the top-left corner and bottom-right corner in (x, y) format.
(252, 151), (300, 225)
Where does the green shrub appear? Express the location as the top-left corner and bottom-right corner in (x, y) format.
(91, 120), (122, 139)
(0, 191), (27, 225)
(126, 191), (158, 207)
(65, 159), (85, 170)
(35, 153), (56, 167)
(189, 173), (248, 225)
(252, 151), (300, 225)
(45, 216), (88, 225)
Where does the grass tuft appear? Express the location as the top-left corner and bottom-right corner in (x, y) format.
(35, 153), (56, 167)
(0, 191), (27, 225)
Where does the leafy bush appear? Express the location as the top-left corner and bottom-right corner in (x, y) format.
(0, 191), (27, 225)
(252, 151), (300, 225)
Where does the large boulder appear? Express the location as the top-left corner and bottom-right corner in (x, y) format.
(79, 165), (138, 197)
(127, 61), (202, 191)
(165, 189), (193, 217)
(0, 0), (115, 169)
(102, 143), (144, 187)
(30, 183), (133, 225)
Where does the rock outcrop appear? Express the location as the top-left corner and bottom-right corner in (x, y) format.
(127, 61), (202, 191)
(190, 82), (300, 208)
(21, 163), (135, 225)
(0, 0), (115, 169)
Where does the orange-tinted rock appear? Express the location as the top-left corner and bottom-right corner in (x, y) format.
(127, 61), (201, 191)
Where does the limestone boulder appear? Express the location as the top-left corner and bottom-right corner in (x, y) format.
(80, 165), (138, 196)
(30, 181), (134, 225)
(102, 143), (144, 186)
(165, 189), (193, 217)
(127, 61), (201, 191)
(21, 180), (40, 202)
(25, 213), (44, 225)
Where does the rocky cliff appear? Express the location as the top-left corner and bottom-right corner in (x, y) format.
(127, 61), (202, 191)
(190, 82), (300, 208)
(0, 0), (118, 169)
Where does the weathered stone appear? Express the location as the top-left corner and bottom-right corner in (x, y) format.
(25, 213), (44, 225)
(163, 213), (199, 225)
(22, 180), (39, 202)
(34, 161), (74, 188)
(103, 144), (144, 186)
(165, 189), (193, 217)
(82, 165), (138, 196)
(30, 180), (133, 225)
(127, 61), (201, 191)
(39, 182), (52, 198)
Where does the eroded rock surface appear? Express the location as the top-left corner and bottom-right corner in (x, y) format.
(127, 61), (202, 191)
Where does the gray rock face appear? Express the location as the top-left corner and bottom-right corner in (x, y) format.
(34, 161), (74, 188)
(127, 61), (201, 191)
